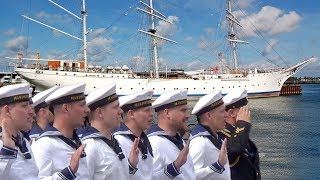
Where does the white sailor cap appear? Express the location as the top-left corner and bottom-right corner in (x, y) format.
(45, 83), (86, 105)
(86, 83), (118, 111)
(0, 83), (31, 106)
(192, 90), (224, 116)
(223, 88), (248, 110)
(119, 90), (153, 112)
(152, 89), (188, 112)
(32, 86), (59, 113)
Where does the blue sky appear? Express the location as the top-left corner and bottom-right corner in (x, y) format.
(1, 0), (319, 77)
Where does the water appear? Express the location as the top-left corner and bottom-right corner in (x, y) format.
(187, 84), (320, 180)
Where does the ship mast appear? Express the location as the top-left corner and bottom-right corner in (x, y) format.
(137, 0), (177, 78)
(226, 0), (248, 70)
(21, 0), (88, 71)
(81, 0), (88, 71)
(149, 0), (159, 78)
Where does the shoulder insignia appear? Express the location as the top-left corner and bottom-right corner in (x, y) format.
(218, 129), (231, 138)
(235, 127), (245, 134)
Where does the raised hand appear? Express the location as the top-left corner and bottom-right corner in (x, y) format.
(174, 139), (190, 171)
(129, 137), (140, 168)
(218, 139), (228, 166)
(1, 106), (16, 148)
(69, 144), (86, 174)
(236, 106), (251, 123)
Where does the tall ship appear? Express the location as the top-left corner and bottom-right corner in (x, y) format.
(9, 0), (313, 99)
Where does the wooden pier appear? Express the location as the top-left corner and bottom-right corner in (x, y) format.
(280, 85), (302, 95)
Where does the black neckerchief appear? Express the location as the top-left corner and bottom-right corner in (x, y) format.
(127, 132), (153, 159)
(200, 124), (222, 149)
(159, 133), (184, 151)
(57, 130), (86, 158)
(0, 127), (31, 159)
(11, 132), (32, 159)
(93, 136), (125, 160)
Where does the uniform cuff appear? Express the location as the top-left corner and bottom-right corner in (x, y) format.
(58, 166), (76, 180)
(210, 161), (225, 174)
(0, 145), (18, 159)
(128, 160), (138, 174)
(164, 162), (180, 179)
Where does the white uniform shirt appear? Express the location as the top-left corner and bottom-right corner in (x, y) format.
(147, 125), (196, 180)
(31, 125), (89, 180)
(81, 126), (129, 180)
(113, 123), (153, 180)
(189, 124), (231, 180)
(0, 131), (39, 180)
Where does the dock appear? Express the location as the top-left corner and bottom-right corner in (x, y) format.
(280, 85), (302, 95)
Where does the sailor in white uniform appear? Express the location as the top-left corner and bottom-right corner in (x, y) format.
(189, 90), (230, 180)
(113, 90), (154, 180)
(148, 89), (196, 180)
(29, 86), (59, 141)
(0, 83), (39, 180)
(81, 83), (138, 180)
(31, 83), (90, 180)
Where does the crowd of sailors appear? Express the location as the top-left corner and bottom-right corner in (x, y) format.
(0, 82), (260, 180)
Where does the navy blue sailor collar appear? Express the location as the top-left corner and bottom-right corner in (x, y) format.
(81, 126), (102, 140)
(190, 124), (212, 139)
(147, 124), (184, 151)
(37, 124), (63, 139)
(113, 122), (133, 135)
(37, 124), (86, 157)
(29, 122), (44, 139)
(114, 122), (153, 159)
(190, 124), (222, 149)
(146, 124), (167, 136)
(82, 126), (125, 160)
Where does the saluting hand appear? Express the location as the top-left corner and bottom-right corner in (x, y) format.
(70, 144), (86, 174)
(174, 139), (190, 171)
(236, 106), (251, 123)
(1, 106), (16, 149)
(218, 139), (228, 166)
(129, 137), (140, 168)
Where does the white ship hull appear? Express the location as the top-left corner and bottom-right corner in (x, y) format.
(15, 58), (311, 99)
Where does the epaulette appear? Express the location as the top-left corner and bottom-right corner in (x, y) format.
(218, 129), (231, 138)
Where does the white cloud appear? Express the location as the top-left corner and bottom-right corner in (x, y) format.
(35, 11), (72, 25)
(4, 36), (28, 53)
(237, 0), (256, 9)
(81, 29), (114, 62)
(89, 28), (106, 39)
(269, 11), (303, 35)
(155, 16), (179, 47)
(52, 30), (63, 37)
(237, 6), (303, 37)
(129, 56), (148, 71)
(184, 36), (193, 42)
(3, 29), (16, 37)
(158, 57), (170, 70)
(205, 28), (214, 36)
(197, 37), (207, 50)
(185, 60), (206, 70)
(156, 16), (179, 36)
(197, 37), (215, 51)
(112, 26), (119, 33)
(45, 49), (65, 59)
(262, 39), (278, 56)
